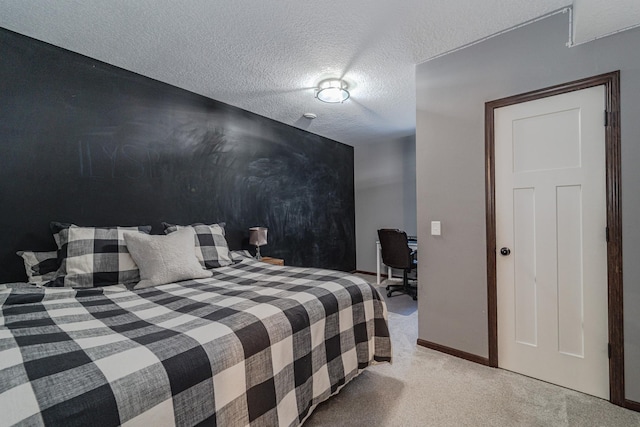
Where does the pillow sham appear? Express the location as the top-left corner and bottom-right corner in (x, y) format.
(49, 224), (152, 288)
(230, 249), (253, 262)
(50, 221), (75, 247)
(16, 250), (59, 284)
(162, 222), (233, 268)
(124, 227), (212, 289)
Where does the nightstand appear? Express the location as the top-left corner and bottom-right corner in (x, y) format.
(260, 257), (284, 266)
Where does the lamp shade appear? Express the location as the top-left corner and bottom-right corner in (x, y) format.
(249, 227), (268, 246)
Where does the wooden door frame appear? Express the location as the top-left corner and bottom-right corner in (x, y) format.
(484, 71), (624, 405)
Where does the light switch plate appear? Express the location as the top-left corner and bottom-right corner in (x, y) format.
(431, 221), (441, 236)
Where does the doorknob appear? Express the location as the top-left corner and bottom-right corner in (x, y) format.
(500, 247), (511, 256)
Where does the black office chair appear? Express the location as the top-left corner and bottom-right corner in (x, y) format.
(377, 229), (417, 300)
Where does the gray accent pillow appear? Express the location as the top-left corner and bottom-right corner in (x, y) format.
(124, 227), (212, 289)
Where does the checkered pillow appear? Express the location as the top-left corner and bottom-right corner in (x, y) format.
(50, 225), (152, 288)
(16, 250), (59, 284)
(230, 249), (253, 262)
(162, 222), (233, 268)
(50, 221), (75, 247)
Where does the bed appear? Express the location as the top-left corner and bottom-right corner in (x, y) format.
(0, 256), (391, 426)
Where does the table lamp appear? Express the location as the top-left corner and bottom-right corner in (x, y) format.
(249, 227), (268, 260)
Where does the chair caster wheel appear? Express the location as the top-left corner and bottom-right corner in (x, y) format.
(385, 285), (390, 291)
(387, 291), (392, 297)
(413, 296), (417, 301)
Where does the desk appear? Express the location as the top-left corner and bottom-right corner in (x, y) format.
(376, 239), (418, 285)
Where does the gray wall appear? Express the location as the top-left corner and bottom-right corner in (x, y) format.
(416, 13), (640, 401)
(355, 135), (417, 273)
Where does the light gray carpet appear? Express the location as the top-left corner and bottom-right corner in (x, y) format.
(305, 275), (640, 427)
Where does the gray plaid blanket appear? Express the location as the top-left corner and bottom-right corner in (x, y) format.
(0, 259), (391, 426)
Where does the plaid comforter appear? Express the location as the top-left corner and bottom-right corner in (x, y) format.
(0, 259), (391, 426)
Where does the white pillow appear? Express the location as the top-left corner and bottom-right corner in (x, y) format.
(124, 228), (212, 289)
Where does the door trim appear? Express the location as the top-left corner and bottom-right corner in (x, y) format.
(484, 71), (623, 405)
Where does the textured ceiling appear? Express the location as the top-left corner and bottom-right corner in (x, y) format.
(573, 0), (640, 44)
(0, 1), (637, 146)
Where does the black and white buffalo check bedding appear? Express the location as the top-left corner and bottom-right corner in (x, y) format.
(0, 258), (391, 426)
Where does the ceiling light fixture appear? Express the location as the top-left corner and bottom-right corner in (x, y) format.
(315, 79), (350, 103)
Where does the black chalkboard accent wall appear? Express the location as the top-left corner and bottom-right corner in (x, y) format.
(0, 28), (355, 282)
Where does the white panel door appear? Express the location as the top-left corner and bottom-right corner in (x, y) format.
(495, 85), (609, 399)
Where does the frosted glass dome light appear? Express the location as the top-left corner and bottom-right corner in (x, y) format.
(316, 79), (350, 103)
